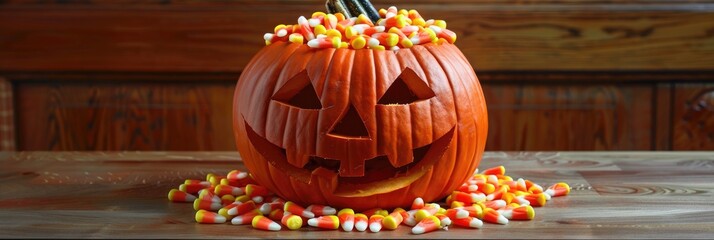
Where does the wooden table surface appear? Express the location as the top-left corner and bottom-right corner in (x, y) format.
(1, 151), (713, 239)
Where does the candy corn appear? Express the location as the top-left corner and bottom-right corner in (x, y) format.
(307, 204), (337, 216)
(281, 213), (303, 230)
(338, 208), (355, 231)
(170, 164), (570, 234)
(498, 205), (535, 220)
(308, 215), (340, 230)
(252, 216), (281, 231)
(231, 209), (262, 225)
(482, 208), (509, 225)
(284, 201), (315, 218)
(412, 216), (441, 234)
(382, 211), (404, 230)
(452, 216), (483, 229)
(545, 182), (571, 197)
(354, 213), (369, 232)
(368, 214), (384, 233)
(195, 209), (226, 224)
(411, 197), (425, 210)
(168, 189), (196, 203)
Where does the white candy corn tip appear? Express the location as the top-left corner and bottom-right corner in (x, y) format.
(440, 217), (452, 228)
(323, 206), (337, 215)
(369, 222), (382, 232)
(302, 211), (315, 219)
(260, 203), (272, 215)
(412, 226), (426, 234)
(268, 222), (282, 231)
(308, 18), (320, 27)
(307, 218), (318, 227)
(544, 189), (555, 196)
(497, 209), (513, 219)
(456, 209), (469, 219)
(298, 16), (308, 24)
(497, 215), (509, 225)
(470, 218), (484, 228)
(355, 221), (368, 232)
(342, 221), (354, 231)
(307, 39), (320, 48)
(230, 216), (244, 225)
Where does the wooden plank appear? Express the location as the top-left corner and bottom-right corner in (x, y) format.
(653, 82), (673, 150)
(0, 151), (713, 238)
(14, 81), (237, 150)
(1, 1), (713, 72)
(483, 83), (653, 150)
(0, 77), (15, 150)
(672, 83), (714, 150)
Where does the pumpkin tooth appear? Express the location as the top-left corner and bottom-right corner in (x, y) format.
(309, 167), (338, 192)
(385, 150), (415, 169)
(285, 150), (310, 168)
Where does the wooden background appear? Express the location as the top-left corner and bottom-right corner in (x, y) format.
(1, 0), (713, 151)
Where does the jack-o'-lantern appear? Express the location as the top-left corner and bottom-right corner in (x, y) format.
(233, 1), (487, 211)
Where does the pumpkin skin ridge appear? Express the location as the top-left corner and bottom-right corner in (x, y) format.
(427, 44), (488, 195)
(422, 44), (471, 196)
(425, 45), (488, 197)
(234, 42), (303, 195)
(406, 44), (462, 196)
(234, 42), (487, 210)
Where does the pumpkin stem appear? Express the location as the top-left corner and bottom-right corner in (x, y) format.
(326, 0), (380, 23)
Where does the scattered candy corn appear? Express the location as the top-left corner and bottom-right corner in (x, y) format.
(169, 164), (570, 234)
(338, 208), (355, 231)
(281, 213), (303, 230)
(168, 189), (196, 203)
(195, 209), (226, 224)
(307, 215), (340, 230)
(252, 216), (281, 231)
(412, 216), (441, 235)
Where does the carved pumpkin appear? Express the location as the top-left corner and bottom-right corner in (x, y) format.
(233, 5), (487, 211)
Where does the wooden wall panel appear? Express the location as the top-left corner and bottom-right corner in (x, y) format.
(1, 1), (713, 72)
(15, 81), (236, 151)
(672, 83), (714, 150)
(484, 83), (653, 150)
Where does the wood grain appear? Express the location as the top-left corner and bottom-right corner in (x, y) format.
(0, 151), (712, 238)
(1, 1), (713, 72)
(672, 83), (714, 150)
(484, 83), (653, 150)
(14, 81), (237, 150)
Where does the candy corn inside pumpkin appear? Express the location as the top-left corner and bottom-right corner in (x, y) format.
(264, 6), (457, 50)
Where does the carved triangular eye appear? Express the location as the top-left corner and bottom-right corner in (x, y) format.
(378, 68), (436, 105)
(271, 71), (322, 109)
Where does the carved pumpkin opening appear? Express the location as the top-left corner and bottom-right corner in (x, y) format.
(271, 71), (322, 110)
(243, 117), (457, 197)
(328, 105), (370, 138)
(378, 68), (436, 105)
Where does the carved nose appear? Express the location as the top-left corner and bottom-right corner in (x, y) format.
(328, 104), (369, 138)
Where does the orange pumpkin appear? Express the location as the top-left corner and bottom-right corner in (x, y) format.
(233, 5), (487, 211)
(233, 41), (487, 211)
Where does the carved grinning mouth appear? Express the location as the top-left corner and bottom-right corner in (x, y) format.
(243, 119), (455, 197)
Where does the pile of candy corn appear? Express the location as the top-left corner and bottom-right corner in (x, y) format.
(263, 6), (457, 50)
(168, 166), (569, 234)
